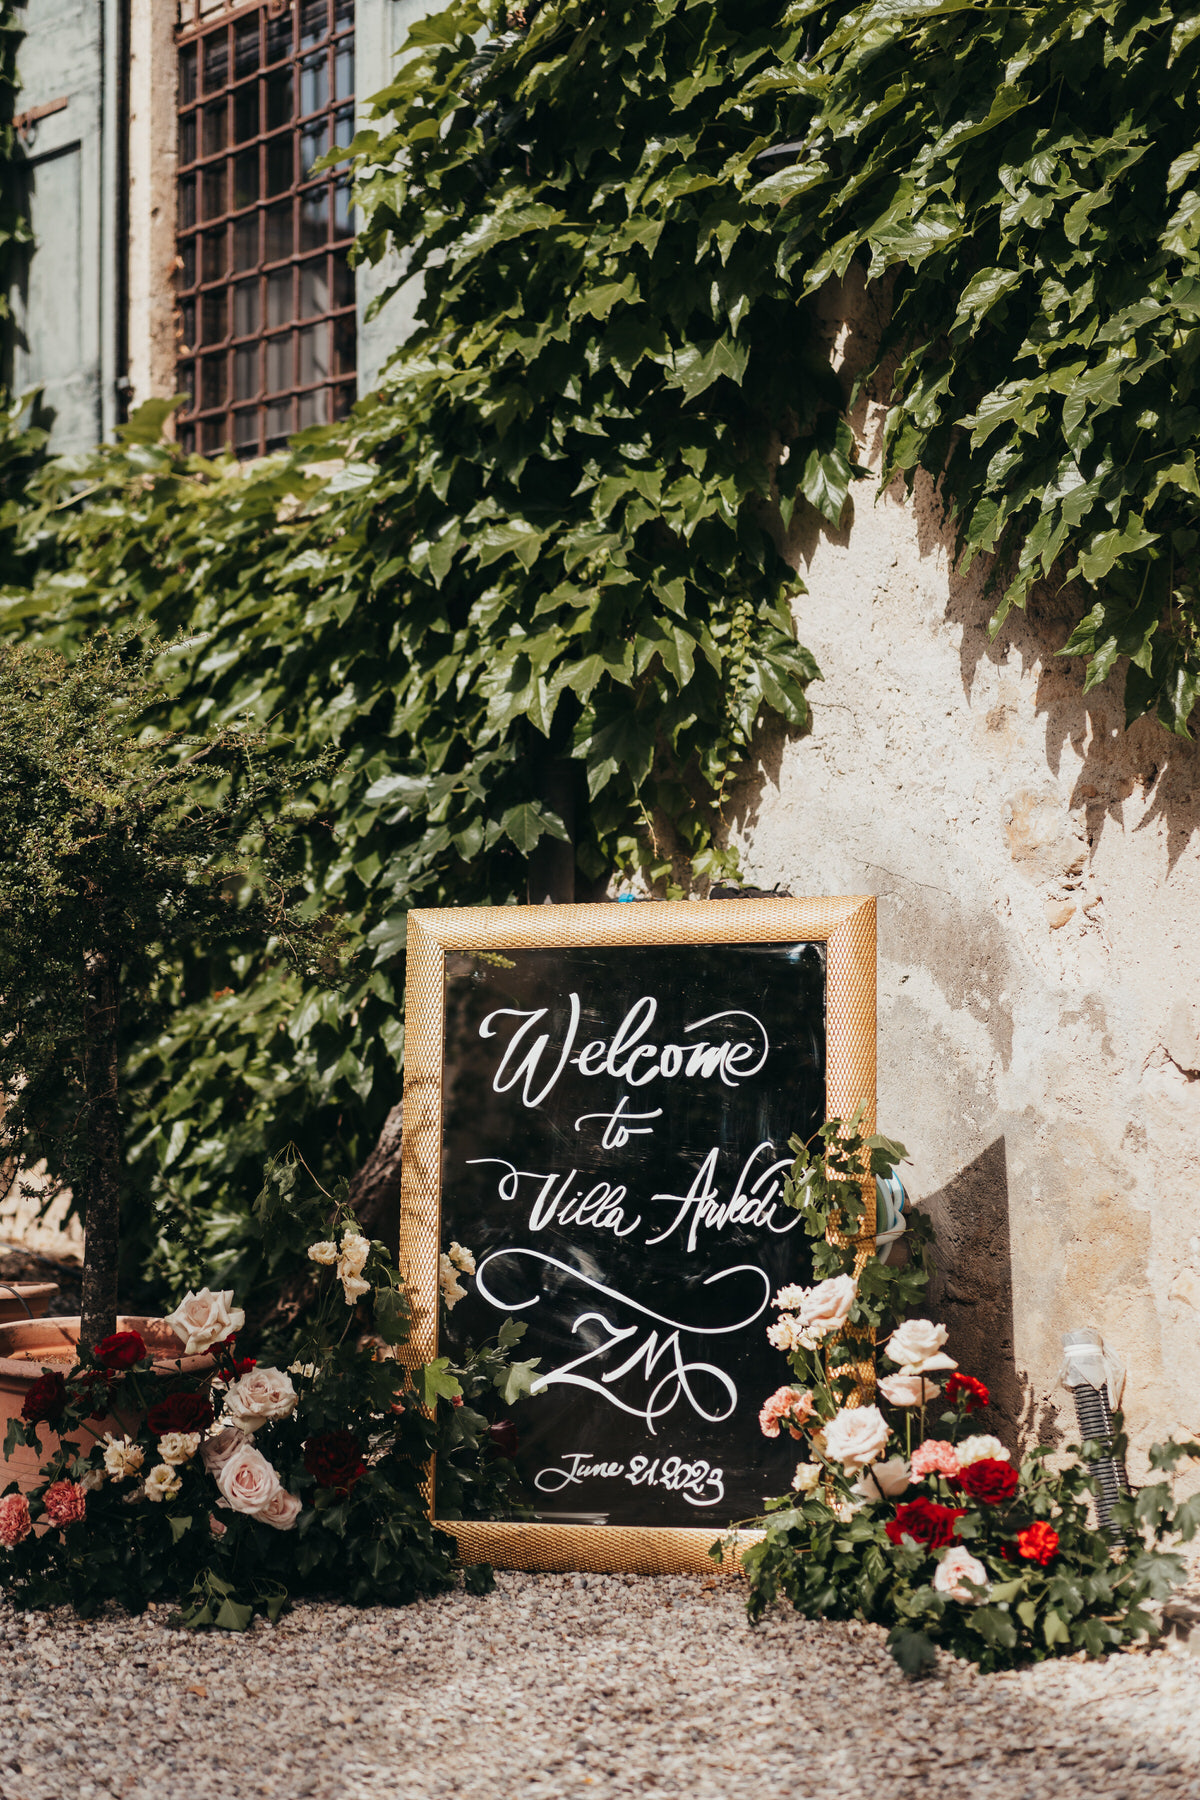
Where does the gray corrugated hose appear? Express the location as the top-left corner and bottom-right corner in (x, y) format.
(1060, 1327), (1131, 1533)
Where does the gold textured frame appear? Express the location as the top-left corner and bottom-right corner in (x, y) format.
(399, 895), (877, 1574)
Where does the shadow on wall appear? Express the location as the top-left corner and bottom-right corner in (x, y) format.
(921, 1136), (1035, 1452)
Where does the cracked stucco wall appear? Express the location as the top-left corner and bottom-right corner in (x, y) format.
(729, 280), (1200, 1471)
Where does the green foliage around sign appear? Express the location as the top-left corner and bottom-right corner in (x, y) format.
(766, 0), (1200, 734)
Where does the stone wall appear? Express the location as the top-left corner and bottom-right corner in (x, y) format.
(729, 279), (1200, 1471)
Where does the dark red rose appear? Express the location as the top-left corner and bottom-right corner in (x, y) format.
(21, 1370), (66, 1425)
(213, 1356), (257, 1387)
(93, 1331), (147, 1371)
(487, 1420), (519, 1459)
(946, 1374), (989, 1413)
(304, 1429), (366, 1492)
(1016, 1521), (1059, 1565)
(885, 1497), (965, 1551)
(957, 1457), (1019, 1506)
(146, 1392), (215, 1436)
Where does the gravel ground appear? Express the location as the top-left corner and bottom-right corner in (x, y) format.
(2, 1573), (1199, 1800)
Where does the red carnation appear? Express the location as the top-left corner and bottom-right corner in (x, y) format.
(945, 1373), (989, 1413)
(146, 1392), (215, 1436)
(1016, 1520), (1059, 1566)
(958, 1457), (1019, 1505)
(303, 1429), (366, 1493)
(93, 1331), (147, 1371)
(21, 1370), (66, 1425)
(885, 1497), (965, 1551)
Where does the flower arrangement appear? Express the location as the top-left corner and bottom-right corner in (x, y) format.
(1, 1160), (538, 1630)
(728, 1116), (1200, 1674)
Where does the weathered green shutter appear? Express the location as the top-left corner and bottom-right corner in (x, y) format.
(11, 0), (121, 452)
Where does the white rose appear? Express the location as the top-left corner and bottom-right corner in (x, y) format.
(201, 1426), (251, 1475)
(878, 1373), (942, 1408)
(822, 1403), (891, 1471)
(933, 1546), (988, 1603)
(448, 1241), (476, 1276)
(957, 1434), (1010, 1467)
(222, 1367), (298, 1433)
(341, 1274), (371, 1304)
(102, 1435), (144, 1480)
(791, 1463), (822, 1494)
(164, 1287), (245, 1356)
(853, 1457), (911, 1501)
(259, 1487), (303, 1532)
(214, 1444), (284, 1518)
(884, 1318), (957, 1375)
(144, 1463), (182, 1504)
(796, 1274), (856, 1339)
(338, 1232), (371, 1279)
(157, 1432), (201, 1467)
(307, 1241), (338, 1266)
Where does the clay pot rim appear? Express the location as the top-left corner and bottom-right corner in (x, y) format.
(0, 1315), (213, 1383)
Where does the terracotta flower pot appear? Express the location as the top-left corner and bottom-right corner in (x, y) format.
(0, 1283), (60, 1324)
(0, 1315), (213, 1492)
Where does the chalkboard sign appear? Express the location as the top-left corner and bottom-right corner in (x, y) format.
(400, 896), (876, 1574)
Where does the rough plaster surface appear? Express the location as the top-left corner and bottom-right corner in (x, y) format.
(730, 286), (1200, 1470)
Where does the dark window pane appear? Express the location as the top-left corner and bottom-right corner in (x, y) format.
(299, 53), (328, 116)
(265, 201), (293, 261)
(179, 423), (196, 455)
(203, 228), (228, 282)
(332, 381), (354, 421)
(178, 361), (195, 408)
(203, 100), (227, 157)
(180, 44), (198, 106)
(233, 213), (259, 270)
(335, 0), (354, 27)
(234, 16), (261, 79)
(299, 259), (329, 318)
(333, 105), (354, 151)
(298, 387), (329, 429)
(201, 290), (228, 345)
(203, 31), (229, 95)
(266, 70), (293, 129)
(179, 113), (197, 165)
(332, 248), (354, 308)
(333, 313), (355, 375)
(266, 335), (292, 394)
(234, 344), (259, 401)
(299, 186), (328, 251)
(266, 135), (293, 195)
(233, 279), (259, 338)
(180, 239), (197, 288)
(300, 119), (329, 180)
(300, 1), (330, 49)
(298, 322), (329, 385)
(233, 150), (259, 211)
(234, 408), (259, 450)
(180, 300), (196, 353)
(266, 398), (292, 443)
(233, 83), (258, 144)
(201, 164), (226, 221)
(267, 268), (293, 328)
(335, 41), (353, 101)
(178, 174), (197, 230)
(201, 354), (226, 410)
(266, 12), (292, 65)
(333, 177), (353, 238)
(201, 417), (226, 453)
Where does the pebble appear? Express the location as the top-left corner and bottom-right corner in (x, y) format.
(1, 1573), (1199, 1798)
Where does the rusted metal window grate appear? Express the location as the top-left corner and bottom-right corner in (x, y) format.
(175, 0), (356, 458)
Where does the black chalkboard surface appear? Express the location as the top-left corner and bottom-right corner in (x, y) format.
(438, 939), (826, 1529)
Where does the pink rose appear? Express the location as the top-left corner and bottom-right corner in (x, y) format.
(259, 1487), (302, 1532)
(214, 1444), (284, 1518)
(42, 1480), (87, 1526)
(910, 1438), (961, 1481)
(822, 1404), (890, 1471)
(933, 1546), (988, 1603)
(0, 1492), (32, 1547)
(878, 1373), (941, 1408)
(758, 1386), (816, 1440)
(853, 1457), (911, 1500)
(201, 1426), (251, 1475)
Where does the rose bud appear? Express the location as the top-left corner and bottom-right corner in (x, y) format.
(487, 1420), (520, 1459)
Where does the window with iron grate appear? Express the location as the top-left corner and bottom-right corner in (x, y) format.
(175, 0), (356, 458)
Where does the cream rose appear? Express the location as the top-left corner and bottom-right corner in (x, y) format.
(338, 1231), (371, 1279)
(822, 1403), (890, 1471)
(102, 1435), (144, 1480)
(884, 1318), (957, 1375)
(214, 1444), (284, 1518)
(797, 1274), (856, 1338)
(144, 1463), (182, 1503)
(222, 1367), (298, 1433)
(157, 1431), (201, 1467)
(933, 1546), (988, 1603)
(791, 1463), (822, 1495)
(878, 1373), (942, 1408)
(259, 1487), (303, 1532)
(448, 1241), (476, 1276)
(341, 1274), (371, 1303)
(164, 1287), (245, 1355)
(201, 1426), (251, 1475)
(307, 1240), (338, 1266)
(956, 1433), (1010, 1467)
(854, 1457), (911, 1501)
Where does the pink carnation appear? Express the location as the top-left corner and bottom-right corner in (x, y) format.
(909, 1439), (962, 1481)
(42, 1480), (87, 1526)
(0, 1492), (32, 1547)
(758, 1386), (816, 1440)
